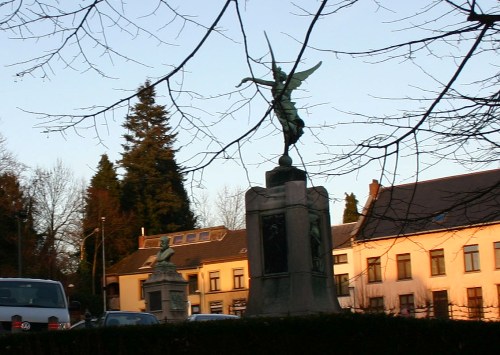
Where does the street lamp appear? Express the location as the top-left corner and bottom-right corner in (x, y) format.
(80, 228), (100, 262)
(101, 217), (106, 312)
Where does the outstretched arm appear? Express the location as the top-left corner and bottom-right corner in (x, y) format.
(236, 77), (274, 88)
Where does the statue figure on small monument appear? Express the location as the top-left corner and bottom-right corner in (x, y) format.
(156, 236), (175, 266)
(237, 33), (322, 162)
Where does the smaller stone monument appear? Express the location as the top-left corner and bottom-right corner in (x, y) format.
(143, 236), (188, 322)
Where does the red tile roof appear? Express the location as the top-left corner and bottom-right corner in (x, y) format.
(107, 229), (248, 276)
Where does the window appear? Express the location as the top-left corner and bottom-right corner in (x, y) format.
(397, 253), (412, 280)
(186, 233), (196, 243)
(209, 271), (220, 292)
(464, 245), (480, 272)
(368, 297), (384, 313)
(399, 294), (415, 317)
(191, 304), (200, 315)
(432, 290), (449, 319)
(495, 242), (500, 269)
(199, 231), (210, 241)
(467, 287), (483, 320)
(209, 300), (223, 314)
(173, 235), (183, 244)
(334, 274), (350, 296)
(432, 212), (447, 223)
(367, 257), (382, 283)
(430, 249), (446, 276)
(334, 253), (348, 264)
(188, 274), (198, 294)
(233, 268), (245, 289)
(231, 298), (247, 317)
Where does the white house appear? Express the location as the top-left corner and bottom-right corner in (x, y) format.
(343, 168), (500, 320)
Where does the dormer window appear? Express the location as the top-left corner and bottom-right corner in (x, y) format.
(199, 231), (210, 241)
(186, 233), (196, 243)
(432, 212), (447, 223)
(173, 235), (183, 244)
(139, 255), (157, 269)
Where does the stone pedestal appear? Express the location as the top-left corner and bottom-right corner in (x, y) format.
(245, 165), (340, 317)
(143, 264), (188, 323)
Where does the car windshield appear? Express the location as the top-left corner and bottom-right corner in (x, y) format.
(0, 280), (66, 308)
(103, 313), (158, 326)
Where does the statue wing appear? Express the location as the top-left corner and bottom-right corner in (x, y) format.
(287, 61), (322, 91)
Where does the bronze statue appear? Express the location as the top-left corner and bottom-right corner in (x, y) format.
(156, 236), (175, 265)
(237, 33), (322, 160)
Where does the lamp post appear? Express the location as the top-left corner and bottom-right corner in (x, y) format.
(101, 217), (106, 312)
(80, 228), (100, 295)
(16, 210), (27, 277)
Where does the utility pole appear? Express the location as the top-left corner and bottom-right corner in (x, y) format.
(101, 217), (106, 312)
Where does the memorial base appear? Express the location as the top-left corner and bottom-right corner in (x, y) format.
(143, 264), (188, 323)
(245, 166), (340, 317)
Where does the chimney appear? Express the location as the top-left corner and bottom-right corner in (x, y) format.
(138, 227), (146, 249)
(369, 179), (380, 198)
(138, 235), (145, 249)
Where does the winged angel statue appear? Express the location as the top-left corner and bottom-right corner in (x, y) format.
(237, 34), (322, 161)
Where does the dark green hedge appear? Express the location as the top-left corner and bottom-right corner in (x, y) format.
(1, 313), (499, 354)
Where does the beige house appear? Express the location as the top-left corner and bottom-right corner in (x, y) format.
(342, 168), (500, 320)
(106, 226), (249, 316)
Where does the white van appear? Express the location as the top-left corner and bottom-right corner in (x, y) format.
(0, 278), (71, 333)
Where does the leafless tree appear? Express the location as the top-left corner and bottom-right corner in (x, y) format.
(0, 133), (22, 176)
(193, 190), (217, 229)
(216, 185), (246, 230)
(28, 159), (84, 277)
(193, 185), (245, 230)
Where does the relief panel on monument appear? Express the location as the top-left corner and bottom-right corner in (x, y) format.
(148, 290), (162, 311)
(170, 290), (186, 310)
(261, 213), (288, 274)
(309, 212), (324, 273)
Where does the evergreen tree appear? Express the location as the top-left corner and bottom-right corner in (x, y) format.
(82, 154), (133, 296)
(0, 173), (26, 276)
(343, 192), (359, 223)
(89, 154), (121, 201)
(120, 81), (196, 235)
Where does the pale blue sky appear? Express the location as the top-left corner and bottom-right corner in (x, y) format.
(1, 1), (497, 224)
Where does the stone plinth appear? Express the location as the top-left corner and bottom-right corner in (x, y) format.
(143, 263), (188, 323)
(245, 166), (340, 317)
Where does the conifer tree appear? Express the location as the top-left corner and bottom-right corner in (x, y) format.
(82, 154), (132, 296)
(120, 81), (196, 235)
(0, 173), (29, 276)
(343, 192), (359, 223)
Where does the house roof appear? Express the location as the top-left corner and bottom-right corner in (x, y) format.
(107, 228), (248, 276)
(332, 222), (356, 249)
(356, 168), (500, 240)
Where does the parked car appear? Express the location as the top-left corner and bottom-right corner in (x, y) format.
(186, 313), (240, 321)
(70, 317), (97, 330)
(97, 311), (159, 327)
(0, 278), (72, 333)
